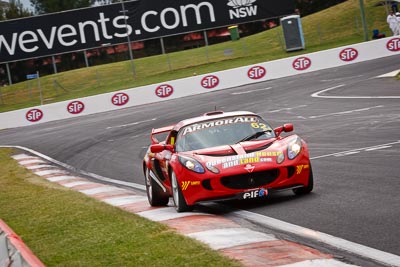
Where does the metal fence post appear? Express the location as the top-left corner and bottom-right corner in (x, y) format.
(84, 50), (89, 68)
(160, 38), (172, 71)
(6, 63), (12, 86)
(120, 0), (136, 78)
(52, 55), (58, 74)
(37, 71), (43, 105)
(203, 30), (210, 63)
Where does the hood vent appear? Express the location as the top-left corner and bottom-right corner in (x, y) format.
(244, 142), (273, 154)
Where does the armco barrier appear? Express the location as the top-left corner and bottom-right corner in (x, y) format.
(0, 219), (45, 267)
(0, 36), (399, 129)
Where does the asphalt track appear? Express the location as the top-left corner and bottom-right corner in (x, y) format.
(0, 55), (399, 264)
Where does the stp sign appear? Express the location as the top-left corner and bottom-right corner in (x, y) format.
(293, 57), (312, 71)
(67, 101), (85, 114)
(155, 84), (174, 98)
(26, 109), (43, 122)
(387, 38), (400, 52)
(248, 66), (266, 79)
(339, 48), (358, 62)
(112, 93), (129, 106)
(201, 75), (219, 89)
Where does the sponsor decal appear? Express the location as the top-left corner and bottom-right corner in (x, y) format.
(201, 75), (219, 89)
(244, 164), (255, 173)
(339, 48), (358, 62)
(207, 151), (278, 168)
(181, 180), (201, 190)
(387, 38), (400, 52)
(251, 122), (271, 132)
(243, 188), (268, 199)
(155, 84), (174, 98)
(67, 101), (85, 114)
(26, 108), (43, 122)
(248, 66), (266, 79)
(293, 57), (311, 71)
(112, 92), (129, 106)
(182, 116), (258, 136)
(296, 164), (309, 175)
(228, 0), (258, 20)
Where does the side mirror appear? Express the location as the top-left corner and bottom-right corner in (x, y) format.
(283, 123), (293, 132)
(150, 144), (174, 153)
(274, 123), (294, 136)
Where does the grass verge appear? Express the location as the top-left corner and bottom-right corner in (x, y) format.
(0, 148), (243, 267)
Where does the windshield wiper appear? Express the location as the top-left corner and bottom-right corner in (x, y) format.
(235, 130), (272, 143)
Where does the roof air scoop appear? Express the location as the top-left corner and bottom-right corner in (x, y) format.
(203, 111), (224, 116)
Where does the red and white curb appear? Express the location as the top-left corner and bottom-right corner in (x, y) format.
(11, 153), (360, 267)
(0, 219), (45, 267)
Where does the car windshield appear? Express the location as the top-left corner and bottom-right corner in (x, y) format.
(175, 115), (275, 152)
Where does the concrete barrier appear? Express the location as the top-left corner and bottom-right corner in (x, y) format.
(0, 36), (399, 129)
(0, 219), (45, 267)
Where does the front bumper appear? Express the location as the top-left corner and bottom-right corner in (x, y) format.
(176, 155), (311, 205)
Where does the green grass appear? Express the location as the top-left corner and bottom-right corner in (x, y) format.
(0, 0), (392, 113)
(0, 148), (243, 267)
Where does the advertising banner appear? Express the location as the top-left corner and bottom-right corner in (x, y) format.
(0, 0), (294, 63)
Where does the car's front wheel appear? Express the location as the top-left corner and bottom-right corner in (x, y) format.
(145, 167), (169, 206)
(171, 170), (193, 212)
(293, 163), (314, 195)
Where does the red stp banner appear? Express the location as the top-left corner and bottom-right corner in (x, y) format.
(0, 0), (294, 63)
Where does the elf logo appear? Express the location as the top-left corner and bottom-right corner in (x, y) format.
(112, 93), (129, 106)
(339, 48), (358, 62)
(243, 188), (268, 199)
(67, 101), (85, 114)
(228, 0), (258, 19)
(201, 75), (219, 89)
(26, 109), (43, 122)
(293, 57), (312, 71)
(155, 84), (174, 98)
(387, 38), (400, 52)
(248, 66), (266, 79)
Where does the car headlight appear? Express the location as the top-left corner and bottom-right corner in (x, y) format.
(178, 156), (205, 173)
(287, 138), (302, 160)
(276, 152), (285, 164)
(206, 164), (220, 174)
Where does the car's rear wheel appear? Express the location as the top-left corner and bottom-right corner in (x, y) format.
(145, 167), (169, 206)
(293, 163), (314, 195)
(171, 170), (193, 212)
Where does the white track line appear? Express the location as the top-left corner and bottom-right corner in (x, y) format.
(231, 87), (272, 95)
(106, 118), (157, 130)
(377, 69), (400, 78)
(312, 84), (400, 99)
(311, 140), (400, 160)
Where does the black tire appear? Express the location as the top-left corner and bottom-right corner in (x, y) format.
(293, 163), (314, 195)
(171, 171), (193, 212)
(144, 167), (169, 206)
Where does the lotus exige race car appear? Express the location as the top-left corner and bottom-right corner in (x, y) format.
(143, 111), (313, 212)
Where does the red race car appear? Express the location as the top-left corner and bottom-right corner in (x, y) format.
(143, 111), (313, 212)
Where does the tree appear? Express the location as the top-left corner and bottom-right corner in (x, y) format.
(295, 0), (348, 17)
(2, 0), (31, 20)
(30, 0), (95, 14)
